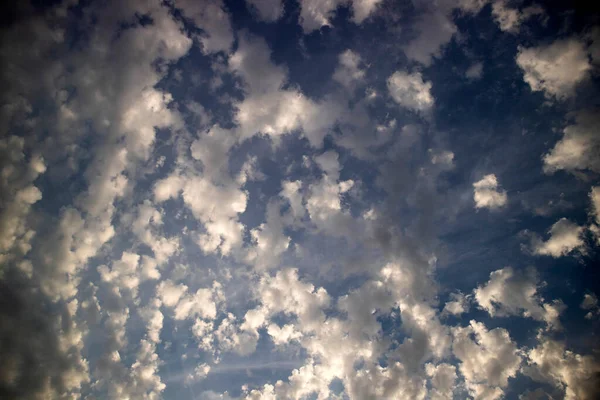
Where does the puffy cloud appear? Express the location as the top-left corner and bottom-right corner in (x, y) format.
(131, 201), (178, 268)
(158, 280), (220, 321)
(230, 34), (341, 147)
(98, 252), (145, 297)
(0, 136), (45, 263)
(2, 0), (598, 398)
(524, 335), (600, 400)
(351, 0), (383, 23)
(306, 151), (357, 235)
(332, 50), (366, 90)
(245, 0), (284, 22)
(245, 201), (291, 270)
(426, 363), (457, 400)
(174, 0), (233, 54)
(465, 62), (484, 80)
(452, 321), (522, 400)
(154, 168), (247, 256)
(429, 149), (455, 169)
(0, 277), (89, 399)
(298, 0), (382, 33)
(473, 174), (508, 210)
(403, 6), (457, 66)
(491, 1), (544, 33)
(527, 218), (585, 258)
(517, 38), (591, 99)
(215, 313), (260, 356)
(580, 293), (600, 320)
(590, 186), (600, 224)
(387, 71), (434, 112)
(298, 0), (344, 33)
(442, 292), (470, 316)
(475, 267), (564, 329)
(543, 110), (600, 174)
(280, 180), (306, 221)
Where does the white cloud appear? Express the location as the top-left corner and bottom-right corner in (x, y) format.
(475, 267), (564, 329)
(230, 34), (341, 147)
(298, 0), (382, 33)
(543, 110), (600, 174)
(0, 136), (45, 262)
(524, 335), (600, 400)
(174, 0), (234, 54)
(452, 321), (522, 400)
(528, 218), (584, 258)
(158, 280), (220, 321)
(245, 0), (284, 22)
(333, 49), (365, 90)
(245, 201), (291, 270)
(517, 38), (591, 99)
(280, 180), (306, 221)
(154, 168), (247, 256)
(442, 292), (470, 316)
(492, 2), (544, 33)
(589, 186), (600, 244)
(387, 71), (434, 112)
(157, 280), (188, 307)
(473, 174), (508, 210)
(3, 0), (598, 398)
(306, 151), (357, 235)
(590, 187), (600, 224)
(580, 293), (599, 320)
(426, 363), (457, 400)
(429, 149), (455, 169)
(351, 0), (383, 23)
(403, 7), (457, 66)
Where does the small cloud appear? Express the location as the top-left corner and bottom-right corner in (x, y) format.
(525, 218), (585, 258)
(516, 38), (591, 100)
(581, 293), (599, 320)
(387, 71), (434, 112)
(473, 174), (508, 210)
(465, 62), (483, 80)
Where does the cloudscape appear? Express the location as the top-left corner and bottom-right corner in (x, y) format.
(1, 0), (599, 399)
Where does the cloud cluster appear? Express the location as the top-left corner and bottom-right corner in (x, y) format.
(473, 174), (508, 210)
(1, 0), (598, 399)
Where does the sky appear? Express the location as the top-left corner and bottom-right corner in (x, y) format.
(0, 0), (600, 399)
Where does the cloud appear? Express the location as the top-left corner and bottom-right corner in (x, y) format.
(426, 363), (457, 400)
(523, 335), (600, 400)
(475, 267), (565, 329)
(403, 5), (457, 66)
(0, 136), (45, 264)
(443, 292), (470, 316)
(590, 186), (600, 244)
(2, 0), (599, 398)
(245, 200), (291, 269)
(580, 293), (600, 320)
(0, 276), (89, 399)
(527, 218), (585, 258)
(387, 71), (434, 112)
(543, 110), (600, 174)
(333, 49), (366, 90)
(174, 0), (234, 54)
(245, 0), (284, 22)
(452, 321), (522, 400)
(297, 0), (382, 33)
(517, 38), (591, 99)
(492, 1), (544, 33)
(230, 34), (341, 147)
(473, 174), (508, 210)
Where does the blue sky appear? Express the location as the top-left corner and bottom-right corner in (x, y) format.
(1, 0), (600, 399)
